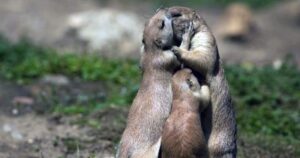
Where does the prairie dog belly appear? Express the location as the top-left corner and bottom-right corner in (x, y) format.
(191, 31), (216, 55)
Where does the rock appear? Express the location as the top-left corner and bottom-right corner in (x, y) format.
(2, 123), (23, 141)
(273, 59), (283, 70)
(12, 96), (34, 105)
(218, 3), (255, 40)
(3, 124), (12, 133)
(11, 130), (23, 141)
(41, 75), (70, 86)
(27, 138), (34, 144)
(66, 9), (143, 58)
(12, 108), (19, 115)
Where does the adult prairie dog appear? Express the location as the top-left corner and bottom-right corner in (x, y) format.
(161, 68), (210, 158)
(168, 6), (237, 158)
(117, 8), (180, 158)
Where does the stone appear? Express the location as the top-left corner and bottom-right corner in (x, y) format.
(3, 124), (12, 133)
(11, 130), (23, 141)
(41, 75), (70, 86)
(66, 9), (143, 58)
(28, 138), (34, 144)
(12, 96), (34, 105)
(12, 108), (19, 115)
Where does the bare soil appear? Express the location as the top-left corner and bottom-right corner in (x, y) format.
(0, 79), (128, 158)
(0, 78), (297, 158)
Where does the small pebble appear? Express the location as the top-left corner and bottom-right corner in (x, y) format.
(12, 108), (19, 115)
(273, 59), (283, 70)
(28, 138), (34, 144)
(11, 131), (23, 141)
(3, 124), (12, 133)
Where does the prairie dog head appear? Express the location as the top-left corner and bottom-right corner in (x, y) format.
(172, 69), (210, 110)
(142, 8), (174, 52)
(167, 6), (206, 43)
(172, 68), (201, 99)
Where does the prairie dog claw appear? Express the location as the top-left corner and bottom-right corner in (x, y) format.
(182, 21), (194, 42)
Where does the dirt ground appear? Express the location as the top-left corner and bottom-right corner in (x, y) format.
(0, 79), (298, 158)
(0, 79), (128, 158)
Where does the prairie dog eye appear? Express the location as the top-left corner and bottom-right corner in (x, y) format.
(186, 78), (193, 89)
(159, 20), (165, 29)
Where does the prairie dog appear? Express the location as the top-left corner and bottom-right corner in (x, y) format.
(161, 68), (210, 158)
(117, 8), (180, 158)
(168, 7), (237, 158)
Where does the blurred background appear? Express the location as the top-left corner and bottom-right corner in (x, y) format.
(0, 0), (299, 157)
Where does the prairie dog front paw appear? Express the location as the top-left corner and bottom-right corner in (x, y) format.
(199, 85), (210, 107)
(171, 46), (182, 59)
(180, 21), (194, 49)
(182, 21), (194, 41)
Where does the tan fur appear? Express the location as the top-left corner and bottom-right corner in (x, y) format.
(168, 7), (237, 158)
(117, 8), (180, 158)
(161, 68), (210, 158)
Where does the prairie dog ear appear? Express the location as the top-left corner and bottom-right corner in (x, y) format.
(192, 11), (197, 18)
(192, 10), (201, 20)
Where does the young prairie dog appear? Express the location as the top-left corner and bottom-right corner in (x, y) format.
(168, 7), (237, 158)
(117, 8), (180, 158)
(161, 68), (210, 158)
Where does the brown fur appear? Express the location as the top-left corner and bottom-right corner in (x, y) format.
(168, 6), (237, 158)
(117, 8), (180, 158)
(161, 68), (210, 158)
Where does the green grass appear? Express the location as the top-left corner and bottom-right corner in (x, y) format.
(0, 35), (299, 156)
(0, 36), (140, 109)
(226, 64), (300, 140)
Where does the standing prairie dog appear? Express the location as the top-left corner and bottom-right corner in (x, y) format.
(117, 8), (180, 158)
(161, 68), (210, 158)
(168, 7), (237, 158)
